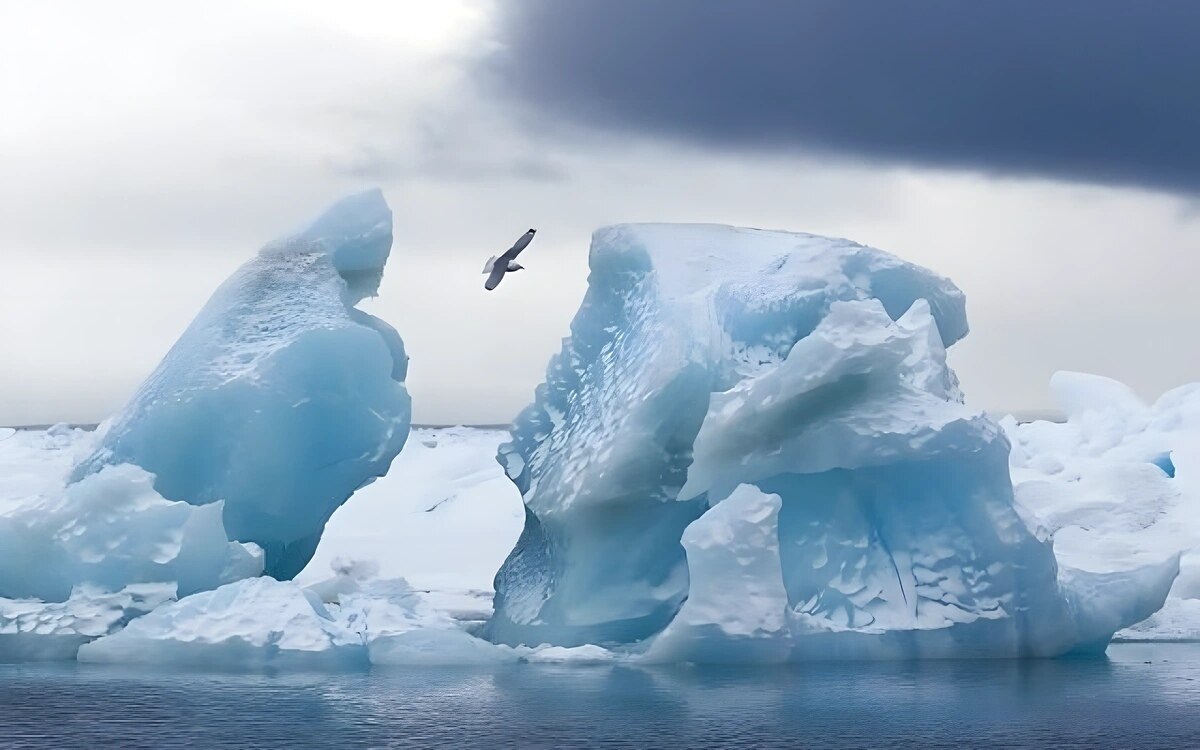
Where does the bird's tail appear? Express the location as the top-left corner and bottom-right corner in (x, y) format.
(482, 255), (498, 274)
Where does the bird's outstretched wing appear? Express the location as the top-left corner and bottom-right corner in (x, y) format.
(484, 265), (507, 291)
(499, 229), (536, 263)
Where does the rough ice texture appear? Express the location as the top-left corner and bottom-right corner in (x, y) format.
(643, 485), (790, 663)
(73, 190), (412, 579)
(0, 464), (259, 603)
(0, 427), (261, 660)
(1, 584), (174, 662)
(78, 577), (367, 669)
(488, 224), (1174, 659)
(79, 574), (512, 669)
(1005, 372), (1200, 641)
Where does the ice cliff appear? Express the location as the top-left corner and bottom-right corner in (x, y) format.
(487, 224), (1176, 659)
(73, 190), (411, 579)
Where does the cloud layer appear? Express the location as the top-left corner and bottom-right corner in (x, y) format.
(490, 0), (1200, 193)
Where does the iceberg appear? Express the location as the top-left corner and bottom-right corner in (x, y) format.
(1005, 372), (1200, 640)
(487, 224), (1175, 659)
(79, 574), (513, 669)
(73, 190), (412, 579)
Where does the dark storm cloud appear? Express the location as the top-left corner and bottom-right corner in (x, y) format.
(489, 0), (1200, 193)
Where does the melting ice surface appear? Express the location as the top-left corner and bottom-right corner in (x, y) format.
(488, 223), (1177, 658)
(74, 190), (411, 579)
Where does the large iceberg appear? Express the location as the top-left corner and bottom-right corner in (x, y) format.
(74, 190), (412, 579)
(1005, 372), (1200, 640)
(487, 224), (1175, 658)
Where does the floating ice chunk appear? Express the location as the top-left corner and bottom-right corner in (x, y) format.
(78, 577), (367, 670)
(0, 464), (260, 603)
(368, 628), (516, 666)
(519, 644), (615, 664)
(336, 578), (516, 666)
(73, 190), (411, 579)
(0, 584), (174, 662)
(79, 574), (514, 669)
(488, 224), (1173, 658)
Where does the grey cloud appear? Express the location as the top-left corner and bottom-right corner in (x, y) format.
(487, 0), (1200, 193)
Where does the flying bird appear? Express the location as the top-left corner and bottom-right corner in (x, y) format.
(484, 229), (536, 291)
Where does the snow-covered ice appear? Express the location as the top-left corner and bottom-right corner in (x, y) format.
(1005, 371), (1200, 641)
(297, 427), (523, 595)
(74, 190), (411, 579)
(1, 584), (174, 662)
(79, 573), (513, 669)
(487, 224), (1175, 658)
(0, 426), (260, 660)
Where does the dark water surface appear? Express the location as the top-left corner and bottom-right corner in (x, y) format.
(2, 644), (1199, 748)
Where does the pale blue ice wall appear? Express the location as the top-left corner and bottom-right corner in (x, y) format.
(74, 190), (411, 579)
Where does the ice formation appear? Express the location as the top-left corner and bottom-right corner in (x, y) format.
(74, 190), (412, 579)
(0, 427), (261, 660)
(77, 576), (369, 669)
(1, 584), (174, 662)
(0, 464), (259, 602)
(78, 573), (512, 669)
(488, 224), (1176, 658)
(643, 485), (790, 663)
(1005, 372), (1200, 640)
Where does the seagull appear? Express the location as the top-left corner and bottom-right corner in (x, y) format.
(483, 229), (537, 291)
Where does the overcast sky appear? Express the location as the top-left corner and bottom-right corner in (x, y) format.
(2, 0), (1198, 426)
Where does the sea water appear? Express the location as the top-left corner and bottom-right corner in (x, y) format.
(2, 644), (1199, 748)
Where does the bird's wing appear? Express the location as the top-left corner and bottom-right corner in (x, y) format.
(484, 265), (507, 290)
(482, 255), (498, 274)
(499, 229), (536, 263)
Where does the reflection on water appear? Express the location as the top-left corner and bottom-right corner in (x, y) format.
(2, 644), (1199, 748)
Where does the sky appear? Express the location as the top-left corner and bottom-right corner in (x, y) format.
(1, 0), (1198, 426)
